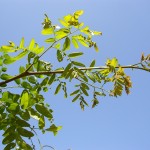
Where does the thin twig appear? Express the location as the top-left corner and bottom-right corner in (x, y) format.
(25, 29), (79, 72)
(75, 77), (110, 94)
(41, 145), (56, 150)
(30, 127), (43, 150)
(30, 138), (36, 150)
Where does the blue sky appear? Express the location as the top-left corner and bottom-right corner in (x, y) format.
(0, 0), (150, 150)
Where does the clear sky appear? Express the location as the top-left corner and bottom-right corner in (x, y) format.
(0, 0), (150, 150)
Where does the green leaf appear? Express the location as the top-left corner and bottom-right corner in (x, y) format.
(27, 97), (36, 107)
(81, 96), (89, 106)
(19, 110), (30, 120)
(21, 91), (29, 109)
(0, 56), (3, 66)
(68, 52), (83, 58)
(3, 126), (15, 137)
(1, 74), (12, 80)
(72, 61), (85, 67)
(45, 38), (55, 43)
(28, 42), (44, 55)
(81, 87), (89, 96)
(0, 41), (17, 53)
(17, 127), (34, 137)
(79, 73), (88, 82)
(55, 28), (70, 39)
(15, 78), (21, 85)
(16, 139), (30, 149)
(48, 74), (56, 85)
(65, 68), (73, 80)
(41, 27), (54, 35)
(33, 45), (44, 54)
(111, 57), (118, 68)
(72, 94), (80, 102)
(18, 141), (32, 150)
(91, 30), (102, 36)
(112, 81), (123, 97)
(54, 83), (61, 95)
(95, 91), (105, 96)
(2, 134), (15, 144)
(63, 37), (70, 51)
(28, 39), (35, 50)
(54, 43), (61, 49)
(28, 76), (37, 84)
(80, 101), (84, 110)
(8, 103), (18, 111)
(21, 81), (32, 89)
(3, 51), (28, 65)
(0, 46), (17, 53)
(46, 124), (62, 136)
(93, 73), (101, 83)
(74, 10), (84, 18)
(81, 83), (89, 90)
(94, 43), (99, 52)
(16, 119), (30, 127)
(63, 14), (72, 23)
(19, 37), (25, 49)
(106, 58), (118, 72)
(59, 19), (68, 27)
(35, 59), (51, 71)
(1, 91), (8, 102)
(57, 50), (63, 62)
(78, 22), (84, 28)
(19, 66), (25, 74)
(43, 87), (48, 92)
(70, 89), (80, 96)
(62, 84), (67, 98)
(61, 63), (72, 77)
(74, 67), (88, 82)
(72, 37), (79, 49)
(39, 116), (45, 129)
(41, 77), (49, 86)
(78, 39), (89, 47)
(4, 143), (16, 150)
(80, 26), (91, 36)
(0, 105), (5, 113)
(90, 60), (96, 67)
(74, 67), (84, 76)
(28, 108), (40, 120)
(35, 104), (53, 119)
(42, 14), (51, 29)
(92, 99), (99, 108)
(100, 69), (110, 76)
(16, 51), (28, 59)
(0, 46), (12, 53)
(2, 67), (7, 72)
(8, 41), (15, 47)
(86, 71), (95, 82)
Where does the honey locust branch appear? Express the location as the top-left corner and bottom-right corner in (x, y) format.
(0, 63), (149, 87)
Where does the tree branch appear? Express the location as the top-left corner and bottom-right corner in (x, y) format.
(0, 64), (149, 87)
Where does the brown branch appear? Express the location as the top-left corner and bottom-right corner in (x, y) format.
(0, 71), (27, 87)
(0, 64), (149, 87)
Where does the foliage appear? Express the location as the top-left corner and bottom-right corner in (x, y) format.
(0, 10), (150, 149)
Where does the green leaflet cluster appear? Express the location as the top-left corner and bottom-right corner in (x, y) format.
(0, 10), (150, 149)
(0, 42), (60, 149)
(0, 90), (60, 149)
